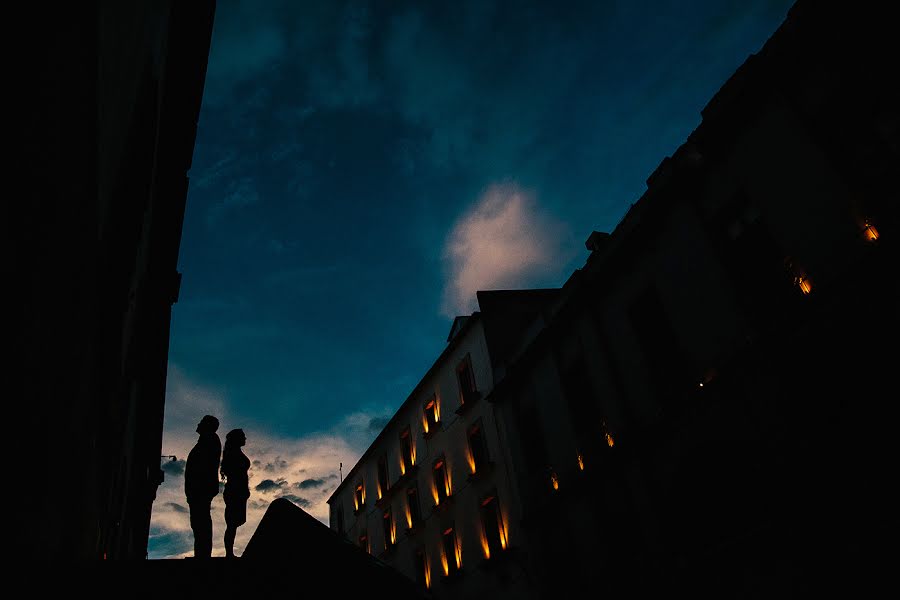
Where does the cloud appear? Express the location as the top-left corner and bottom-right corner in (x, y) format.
(264, 458), (289, 472)
(149, 366), (374, 559)
(161, 459), (186, 477)
(164, 502), (188, 514)
(148, 528), (193, 559)
(441, 183), (568, 316)
(255, 478), (288, 493)
(296, 478), (326, 490)
(280, 494), (313, 509)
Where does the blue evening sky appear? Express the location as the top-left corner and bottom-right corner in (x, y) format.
(170, 0), (794, 446)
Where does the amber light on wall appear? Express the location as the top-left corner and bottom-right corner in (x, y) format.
(795, 275), (812, 295)
(354, 482), (366, 511)
(405, 503), (413, 529)
(577, 453), (585, 471)
(480, 530), (491, 560)
(864, 222), (880, 241)
(550, 471), (559, 491)
(466, 447), (477, 474)
(605, 432), (615, 448)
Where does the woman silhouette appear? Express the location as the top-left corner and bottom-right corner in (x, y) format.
(220, 428), (251, 558)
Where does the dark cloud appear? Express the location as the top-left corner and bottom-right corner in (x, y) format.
(161, 459), (186, 477)
(296, 478), (325, 490)
(255, 478), (288, 493)
(281, 494), (312, 509)
(252, 460), (262, 467)
(327, 473), (338, 480)
(148, 528), (193, 559)
(249, 499), (270, 511)
(164, 502), (189, 514)
(321, 489), (330, 495)
(264, 458), (289, 472)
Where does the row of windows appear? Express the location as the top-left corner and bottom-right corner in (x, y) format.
(358, 494), (507, 589)
(337, 353), (484, 521)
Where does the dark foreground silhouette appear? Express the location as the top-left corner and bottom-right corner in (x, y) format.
(221, 428), (251, 558)
(185, 415), (221, 558)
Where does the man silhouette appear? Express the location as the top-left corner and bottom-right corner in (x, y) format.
(185, 414), (221, 558)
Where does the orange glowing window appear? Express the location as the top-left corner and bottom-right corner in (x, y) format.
(415, 547), (431, 589)
(433, 457), (450, 504)
(864, 221), (879, 242)
(383, 508), (395, 549)
(377, 455), (389, 499)
(467, 419), (489, 474)
(480, 494), (506, 558)
(407, 484), (422, 528)
(441, 526), (461, 575)
(359, 530), (369, 553)
(577, 452), (585, 471)
(400, 426), (414, 473)
(424, 396), (439, 433)
(354, 482), (365, 510)
(550, 471), (559, 491)
(794, 275), (812, 295)
(457, 354), (480, 406)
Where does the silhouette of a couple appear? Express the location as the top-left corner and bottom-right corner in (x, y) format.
(185, 415), (251, 558)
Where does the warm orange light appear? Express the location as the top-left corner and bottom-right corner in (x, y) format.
(864, 221), (880, 242)
(445, 464), (453, 497)
(422, 415), (429, 434)
(399, 450), (406, 476)
(499, 509), (509, 550)
(480, 529), (491, 559)
(410, 441), (416, 466)
(605, 432), (615, 448)
(390, 516), (397, 545)
(466, 447), (476, 474)
(405, 503), (413, 529)
(424, 557), (432, 589)
(795, 275), (812, 295)
(550, 471), (559, 491)
(441, 551), (449, 576)
(434, 397), (441, 422)
(577, 453), (584, 471)
(431, 481), (440, 505)
(454, 535), (462, 569)
(377, 483), (383, 500)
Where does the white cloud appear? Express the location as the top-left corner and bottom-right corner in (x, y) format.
(441, 183), (568, 317)
(149, 367), (380, 559)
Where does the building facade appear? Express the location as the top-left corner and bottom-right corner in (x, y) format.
(328, 292), (556, 598)
(14, 0), (216, 559)
(331, 1), (896, 596)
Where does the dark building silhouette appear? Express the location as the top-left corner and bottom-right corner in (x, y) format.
(13, 1), (216, 559)
(330, 1), (897, 597)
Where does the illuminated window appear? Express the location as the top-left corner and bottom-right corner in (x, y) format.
(863, 220), (879, 242)
(415, 547), (430, 589)
(433, 457), (450, 504)
(457, 354), (479, 406)
(359, 529), (369, 553)
(383, 507), (395, 550)
(467, 419), (489, 474)
(442, 526), (461, 575)
(354, 481), (365, 511)
(407, 484), (422, 529)
(424, 396), (439, 434)
(377, 454), (389, 499)
(400, 426), (414, 473)
(550, 470), (559, 491)
(480, 494), (506, 558)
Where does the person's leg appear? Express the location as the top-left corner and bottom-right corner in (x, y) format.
(190, 499), (213, 558)
(224, 524), (236, 558)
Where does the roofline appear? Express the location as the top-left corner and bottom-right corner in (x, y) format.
(327, 310), (483, 505)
